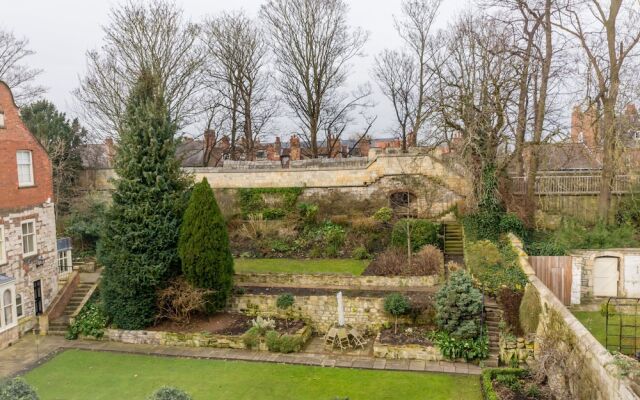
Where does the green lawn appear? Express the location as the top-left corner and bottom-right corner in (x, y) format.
(24, 350), (481, 400)
(573, 310), (640, 352)
(234, 258), (368, 275)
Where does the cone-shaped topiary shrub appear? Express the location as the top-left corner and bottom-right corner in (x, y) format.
(178, 178), (234, 311)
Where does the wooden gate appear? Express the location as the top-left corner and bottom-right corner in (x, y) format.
(529, 256), (573, 305)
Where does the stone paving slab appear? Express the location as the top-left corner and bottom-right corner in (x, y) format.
(0, 335), (482, 378)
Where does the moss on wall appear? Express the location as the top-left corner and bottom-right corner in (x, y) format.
(519, 283), (541, 334)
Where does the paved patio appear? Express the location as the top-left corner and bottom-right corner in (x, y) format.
(0, 334), (482, 379)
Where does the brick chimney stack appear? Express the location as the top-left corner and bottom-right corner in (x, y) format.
(626, 104), (638, 124)
(220, 135), (230, 151)
(204, 129), (216, 152)
(104, 137), (115, 166)
(358, 137), (370, 157)
(290, 135), (301, 161)
(571, 105), (598, 149)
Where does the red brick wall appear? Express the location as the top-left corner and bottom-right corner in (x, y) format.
(0, 82), (53, 210)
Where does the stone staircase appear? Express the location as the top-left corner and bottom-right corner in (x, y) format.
(484, 299), (502, 367)
(48, 281), (95, 335)
(443, 221), (464, 258)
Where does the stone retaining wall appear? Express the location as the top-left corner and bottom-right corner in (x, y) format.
(229, 294), (411, 333)
(103, 325), (312, 351)
(373, 334), (443, 361)
(509, 234), (638, 400)
(498, 334), (534, 365)
(235, 273), (439, 289)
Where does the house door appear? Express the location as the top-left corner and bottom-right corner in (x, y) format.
(33, 280), (43, 315)
(593, 257), (619, 297)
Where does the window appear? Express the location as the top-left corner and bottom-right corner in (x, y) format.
(15, 294), (22, 318)
(22, 220), (36, 256)
(3, 290), (12, 326)
(0, 111), (5, 129)
(0, 226), (5, 265)
(58, 250), (71, 272)
(16, 150), (34, 187)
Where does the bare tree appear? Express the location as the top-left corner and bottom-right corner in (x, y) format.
(75, 0), (205, 138)
(429, 14), (521, 208)
(394, 0), (443, 146)
(0, 29), (45, 105)
(202, 11), (274, 161)
(555, 0), (640, 222)
(261, 0), (368, 158)
(373, 49), (418, 152)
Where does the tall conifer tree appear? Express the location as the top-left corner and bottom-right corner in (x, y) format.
(99, 70), (186, 329)
(178, 178), (234, 310)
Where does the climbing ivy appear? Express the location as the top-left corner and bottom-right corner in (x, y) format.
(237, 188), (303, 219)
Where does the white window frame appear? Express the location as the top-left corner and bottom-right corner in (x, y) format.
(0, 226), (5, 265)
(0, 283), (17, 333)
(58, 250), (72, 273)
(15, 294), (22, 318)
(21, 219), (37, 257)
(16, 150), (34, 187)
(0, 111), (5, 129)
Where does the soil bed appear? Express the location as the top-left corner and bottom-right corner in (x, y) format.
(150, 312), (304, 335)
(492, 374), (552, 400)
(239, 286), (437, 298)
(379, 325), (434, 346)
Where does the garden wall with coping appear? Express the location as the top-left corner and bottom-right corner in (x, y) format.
(373, 334), (443, 361)
(509, 234), (638, 400)
(229, 294), (411, 333)
(235, 273), (439, 289)
(101, 325), (312, 350)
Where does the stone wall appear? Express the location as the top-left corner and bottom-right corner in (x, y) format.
(569, 249), (640, 304)
(102, 325), (312, 350)
(510, 234), (638, 400)
(235, 273), (439, 289)
(229, 293), (410, 333)
(373, 335), (443, 361)
(78, 151), (468, 218)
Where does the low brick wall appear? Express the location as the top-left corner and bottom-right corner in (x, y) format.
(509, 234), (638, 400)
(103, 325), (312, 350)
(373, 334), (443, 361)
(229, 294), (411, 333)
(235, 273), (439, 289)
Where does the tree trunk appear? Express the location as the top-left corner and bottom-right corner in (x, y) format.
(598, 100), (617, 222)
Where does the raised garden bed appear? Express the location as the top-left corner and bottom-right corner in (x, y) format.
(149, 312), (304, 336)
(378, 324), (434, 346)
(373, 326), (443, 361)
(482, 368), (552, 400)
(95, 313), (311, 352)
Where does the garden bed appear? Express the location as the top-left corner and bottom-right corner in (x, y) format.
(96, 313), (311, 351)
(482, 368), (552, 400)
(378, 324), (434, 346)
(149, 312), (304, 336)
(373, 330), (443, 361)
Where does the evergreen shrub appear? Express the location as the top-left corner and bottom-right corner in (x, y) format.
(435, 271), (483, 339)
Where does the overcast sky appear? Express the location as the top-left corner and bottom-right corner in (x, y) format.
(3, 0), (471, 139)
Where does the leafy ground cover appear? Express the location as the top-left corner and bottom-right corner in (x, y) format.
(234, 258), (368, 275)
(25, 350), (481, 400)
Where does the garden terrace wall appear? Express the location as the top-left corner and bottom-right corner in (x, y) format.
(509, 234), (638, 400)
(102, 326), (312, 350)
(235, 273), (439, 289)
(229, 294), (411, 333)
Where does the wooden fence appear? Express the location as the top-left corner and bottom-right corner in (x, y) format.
(511, 175), (640, 195)
(529, 256), (573, 305)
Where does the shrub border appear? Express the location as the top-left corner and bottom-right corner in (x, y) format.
(481, 368), (526, 400)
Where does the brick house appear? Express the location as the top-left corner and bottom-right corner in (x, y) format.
(0, 81), (59, 349)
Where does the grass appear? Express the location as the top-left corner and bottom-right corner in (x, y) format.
(233, 258), (368, 275)
(573, 310), (640, 353)
(24, 350), (481, 400)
